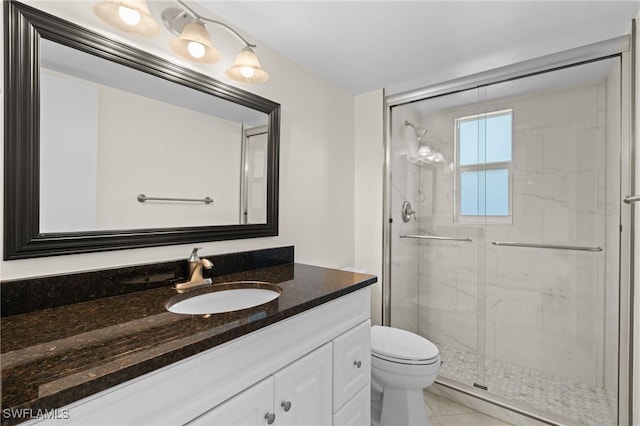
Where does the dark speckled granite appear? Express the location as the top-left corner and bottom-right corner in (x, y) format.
(0, 250), (376, 426)
(1, 246), (294, 317)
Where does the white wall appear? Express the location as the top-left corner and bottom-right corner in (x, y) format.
(40, 70), (244, 232)
(354, 90), (384, 325)
(95, 85), (241, 229)
(40, 70), (100, 232)
(0, 1), (355, 279)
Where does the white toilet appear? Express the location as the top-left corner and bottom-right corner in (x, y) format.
(370, 325), (440, 426)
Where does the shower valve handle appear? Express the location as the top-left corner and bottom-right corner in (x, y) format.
(401, 201), (416, 222)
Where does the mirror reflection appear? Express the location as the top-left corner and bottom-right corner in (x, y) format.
(5, 0), (279, 259)
(39, 39), (268, 233)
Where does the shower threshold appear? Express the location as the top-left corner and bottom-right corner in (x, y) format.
(437, 345), (615, 426)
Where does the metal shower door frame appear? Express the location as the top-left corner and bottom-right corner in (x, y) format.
(382, 33), (634, 426)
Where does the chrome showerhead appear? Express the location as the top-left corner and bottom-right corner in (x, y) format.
(404, 120), (448, 166)
(404, 120), (428, 142)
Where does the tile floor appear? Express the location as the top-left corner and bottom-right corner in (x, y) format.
(438, 344), (616, 426)
(424, 390), (513, 426)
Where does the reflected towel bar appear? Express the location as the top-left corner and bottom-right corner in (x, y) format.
(400, 234), (472, 242)
(624, 195), (640, 204)
(491, 241), (602, 252)
(137, 194), (214, 204)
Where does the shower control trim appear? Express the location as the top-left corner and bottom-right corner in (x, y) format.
(401, 201), (416, 222)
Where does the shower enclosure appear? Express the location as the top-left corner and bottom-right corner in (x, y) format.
(384, 41), (632, 425)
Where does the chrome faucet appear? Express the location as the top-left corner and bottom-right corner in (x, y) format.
(175, 247), (214, 292)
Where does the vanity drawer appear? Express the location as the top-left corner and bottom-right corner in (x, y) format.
(332, 320), (370, 411)
(332, 383), (370, 426)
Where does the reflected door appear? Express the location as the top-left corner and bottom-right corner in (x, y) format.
(241, 128), (269, 224)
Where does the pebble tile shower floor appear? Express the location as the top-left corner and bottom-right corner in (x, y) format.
(438, 345), (615, 426)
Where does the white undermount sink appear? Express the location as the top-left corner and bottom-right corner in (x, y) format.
(166, 281), (281, 315)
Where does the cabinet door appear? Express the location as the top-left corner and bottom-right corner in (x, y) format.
(332, 320), (371, 410)
(187, 377), (274, 426)
(333, 384), (371, 426)
(274, 343), (333, 426)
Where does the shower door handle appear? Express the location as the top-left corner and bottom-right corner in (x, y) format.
(624, 195), (640, 204)
(400, 234), (472, 242)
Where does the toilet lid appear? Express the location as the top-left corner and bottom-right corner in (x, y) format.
(371, 326), (439, 362)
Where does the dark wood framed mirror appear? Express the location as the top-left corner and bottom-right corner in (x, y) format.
(4, 1), (280, 260)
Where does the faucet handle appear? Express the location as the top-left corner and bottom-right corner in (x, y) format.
(188, 247), (202, 263)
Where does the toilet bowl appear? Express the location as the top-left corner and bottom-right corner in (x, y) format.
(371, 326), (440, 426)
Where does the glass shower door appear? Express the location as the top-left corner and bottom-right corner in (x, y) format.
(387, 55), (622, 426)
(389, 88), (486, 388)
(479, 58), (620, 425)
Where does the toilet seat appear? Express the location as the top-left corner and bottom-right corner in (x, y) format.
(372, 350), (439, 365)
(371, 326), (439, 365)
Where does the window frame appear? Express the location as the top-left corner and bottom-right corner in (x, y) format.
(454, 108), (514, 225)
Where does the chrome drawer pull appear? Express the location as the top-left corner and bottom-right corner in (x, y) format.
(264, 413), (275, 424)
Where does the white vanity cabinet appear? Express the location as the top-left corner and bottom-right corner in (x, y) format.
(187, 377), (274, 426)
(332, 385), (371, 426)
(273, 343), (333, 426)
(189, 319), (371, 426)
(332, 320), (371, 425)
(332, 321), (371, 411)
(31, 288), (371, 426)
(189, 344), (333, 426)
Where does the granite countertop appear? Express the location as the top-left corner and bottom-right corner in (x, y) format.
(1, 263), (376, 424)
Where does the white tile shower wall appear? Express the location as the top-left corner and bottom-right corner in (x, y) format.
(389, 108), (421, 333)
(416, 81), (609, 388)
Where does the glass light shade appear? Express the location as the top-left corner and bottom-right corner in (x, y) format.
(169, 22), (221, 64)
(93, 0), (159, 37)
(226, 47), (269, 83)
(417, 145), (432, 157)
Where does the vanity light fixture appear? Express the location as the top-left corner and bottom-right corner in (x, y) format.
(93, 0), (269, 83)
(169, 19), (221, 63)
(161, 0), (269, 82)
(226, 46), (269, 83)
(93, 0), (159, 37)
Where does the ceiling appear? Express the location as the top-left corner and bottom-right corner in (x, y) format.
(201, 1), (640, 95)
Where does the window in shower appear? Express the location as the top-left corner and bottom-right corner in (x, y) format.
(455, 109), (512, 223)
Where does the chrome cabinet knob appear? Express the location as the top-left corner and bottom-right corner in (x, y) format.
(354, 360), (362, 368)
(264, 412), (276, 424)
(281, 400), (292, 412)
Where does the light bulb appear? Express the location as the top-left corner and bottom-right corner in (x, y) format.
(118, 6), (141, 26)
(240, 66), (255, 78)
(187, 41), (206, 59)
(433, 152), (444, 162)
(417, 146), (431, 157)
